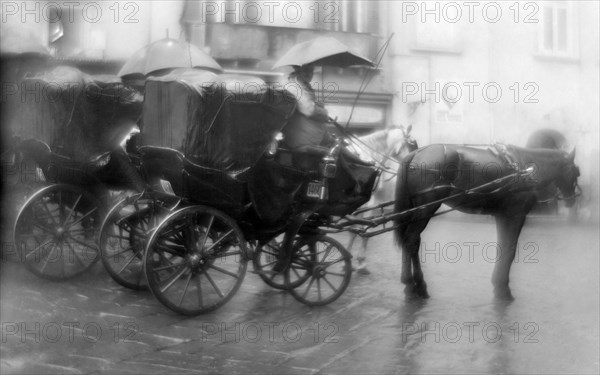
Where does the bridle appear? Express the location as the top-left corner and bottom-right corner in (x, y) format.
(556, 182), (582, 201)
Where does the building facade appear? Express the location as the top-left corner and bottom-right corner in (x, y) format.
(1, 0), (598, 220)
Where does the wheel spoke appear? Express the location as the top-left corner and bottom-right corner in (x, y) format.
(321, 274), (337, 292)
(291, 266), (302, 279)
(262, 259), (278, 268)
(203, 270), (224, 298)
(106, 234), (131, 241)
(117, 249), (143, 275)
(301, 276), (316, 299)
(322, 258), (346, 269)
(159, 264), (189, 294)
(208, 264), (239, 279)
(196, 276), (203, 306)
(62, 194), (82, 226)
(157, 249), (176, 267)
(262, 248), (279, 257)
(24, 239), (53, 259)
(38, 243), (57, 273)
(178, 271), (194, 307)
(65, 206), (98, 230)
(67, 235), (97, 251)
(39, 200), (58, 225)
(199, 215), (214, 250)
(317, 278), (322, 301)
(108, 245), (136, 259)
(153, 261), (185, 272)
(205, 229), (234, 254)
(320, 243), (334, 262)
(29, 220), (56, 235)
(325, 271), (346, 277)
(66, 241), (89, 268)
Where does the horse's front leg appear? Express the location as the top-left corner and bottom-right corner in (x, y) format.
(356, 237), (370, 275)
(492, 213), (528, 300)
(400, 247), (414, 290)
(401, 231), (429, 299)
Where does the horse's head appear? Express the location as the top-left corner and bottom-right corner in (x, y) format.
(386, 124), (418, 159)
(555, 148), (581, 207)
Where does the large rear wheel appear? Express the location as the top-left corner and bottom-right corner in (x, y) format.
(144, 206), (248, 315)
(14, 184), (102, 280)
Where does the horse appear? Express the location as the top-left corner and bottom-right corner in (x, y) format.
(394, 144), (580, 300)
(345, 125), (419, 274)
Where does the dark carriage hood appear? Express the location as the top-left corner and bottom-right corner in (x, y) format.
(17, 66), (142, 160)
(141, 69), (297, 171)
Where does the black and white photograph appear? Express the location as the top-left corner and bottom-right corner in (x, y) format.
(1, 0), (598, 373)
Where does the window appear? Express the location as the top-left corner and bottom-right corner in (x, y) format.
(539, 1), (576, 57)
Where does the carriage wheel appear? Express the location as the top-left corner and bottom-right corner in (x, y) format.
(253, 236), (314, 290)
(144, 206), (248, 315)
(14, 184), (102, 280)
(99, 195), (170, 290)
(287, 235), (352, 307)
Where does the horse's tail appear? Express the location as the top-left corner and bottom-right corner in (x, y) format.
(394, 151), (417, 249)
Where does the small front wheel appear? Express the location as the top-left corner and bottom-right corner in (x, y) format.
(287, 235), (352, 307)
(253, 236), (314, 290)
(144, 206), (248, 315)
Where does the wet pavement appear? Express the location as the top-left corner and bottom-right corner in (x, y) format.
(1, 215), (599, 374)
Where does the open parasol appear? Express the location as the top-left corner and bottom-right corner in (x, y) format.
(118, 38), (223, 77)
(273, 36), (374, 69)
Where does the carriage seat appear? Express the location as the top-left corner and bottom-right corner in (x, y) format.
(139, 146), (246, 179)
(138, 145), (246, 206)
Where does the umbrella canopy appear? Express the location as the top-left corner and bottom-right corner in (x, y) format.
(118, 38), (222, 77)
(273, 36), (374, 69)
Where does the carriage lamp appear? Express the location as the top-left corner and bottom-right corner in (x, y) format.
(266, 132), (284, 157)
(320, 154), (337, 178)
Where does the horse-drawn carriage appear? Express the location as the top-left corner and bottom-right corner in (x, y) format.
(13, 67), (380, 314)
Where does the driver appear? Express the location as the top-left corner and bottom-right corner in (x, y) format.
(282, 64), (332, 150)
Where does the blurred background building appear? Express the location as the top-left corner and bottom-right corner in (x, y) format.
(1, 0), (598, 220)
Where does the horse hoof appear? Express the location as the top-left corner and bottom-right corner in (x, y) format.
(404, 284), (428, 300)
(357, 267), (371, 275)
(494, 288), (515, 301)
(414, 285), (430, 299)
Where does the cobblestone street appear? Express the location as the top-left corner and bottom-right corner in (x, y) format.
(2, 216), (598, 374)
